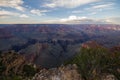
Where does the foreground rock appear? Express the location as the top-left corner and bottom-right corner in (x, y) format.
(31, 64), (117, 80)
(32, 64), (82, 80)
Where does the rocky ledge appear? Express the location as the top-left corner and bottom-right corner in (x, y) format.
(31, 64), (117, 80)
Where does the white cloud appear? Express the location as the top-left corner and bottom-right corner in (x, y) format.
(60, 15), (95, 24)
(84, 3), (115, 16)
(85, 3), (114, 11)
(30, 9), (48, 16)
(0, 10), (29, 19)
(62, 16), (120, 24)
(91, 12), (97, 15)
(45, 15), (119, 24)
(19, 14), (29, 18)
(72, 10), (83, 14)
(44, 3), (56, 8)
(41, 16), (120, 24)
(0, 10), (20, 18)
(92, 3), (114, 9)
(0, 0), (25, 11)
(60, 15), (87, 22)
(105, 17), (120, 25)
(43, 0), (100, 8)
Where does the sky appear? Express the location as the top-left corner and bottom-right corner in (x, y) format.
(0, 0), (120, 24)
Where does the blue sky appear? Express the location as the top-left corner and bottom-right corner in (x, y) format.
(0, 0), (120, 24)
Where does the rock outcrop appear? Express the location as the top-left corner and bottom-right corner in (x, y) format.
(0, 51), (26, 75)
(32, 64), (82, 80)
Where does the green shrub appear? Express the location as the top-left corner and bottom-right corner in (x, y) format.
(64, 47), (120, 80)
(23, 64), (37, 77)
(0, 63), (6, 74)
(0, 75), (22, 80)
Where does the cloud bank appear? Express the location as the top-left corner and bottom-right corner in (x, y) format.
(44, 15), (120, 24)
(0, 0), (25, 11)
(44, 0), (100, 8)
(30, 9), (48, 16)
(0, 10), (20, 18)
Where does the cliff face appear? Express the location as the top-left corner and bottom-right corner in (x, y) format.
(0, 51), (38, 80)
(0, 42), (120, 80)
(81, 41), (102, 49)
(0, 51), (26, 76)
(0, 28), (14, 39)
(0, 24), (120, 68)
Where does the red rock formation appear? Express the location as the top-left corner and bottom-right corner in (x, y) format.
(81, 41), (102, 49)
(110, 46), (120, 52)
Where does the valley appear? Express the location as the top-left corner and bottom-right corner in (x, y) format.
(0, 24), (120, 68)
